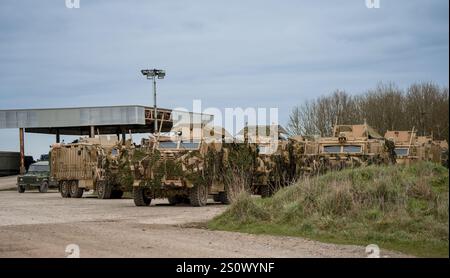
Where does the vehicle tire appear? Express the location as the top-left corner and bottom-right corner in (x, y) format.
(213, 194), (221, 202)
(97, 181), (112, 199)
(219, 190), (233, 204)
(39, 181), (49, 193)
(69, 181), (83, 198)
(17, 185), (25, 193)
(260, 184), (272, 198)
(111, 190), (124, 199)
(133, 187), (151, 206)
(189, 184), (208, 207)
(60, 181), (71, 198)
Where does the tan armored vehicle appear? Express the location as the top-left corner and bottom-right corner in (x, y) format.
(50, 136), (131, 199)
(434, 140), (449, 167)
(385, 129), (448, 165)
(131, 125), (234, 207)
(236, 125), (296, 197)
(302, 123), (395, 174)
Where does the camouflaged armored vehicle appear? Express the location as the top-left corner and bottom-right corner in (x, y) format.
(236, 125), (297, 197)
(50, 135), (132, 199)
(302, 123), (395, 174)
(385, 129), (448, 166)
(434, 140), (449, 167)
(131, 125), (236, 207)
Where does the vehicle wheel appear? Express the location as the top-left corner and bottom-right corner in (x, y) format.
(260, 184), (273, 198)
(60, 181), (71, 198)
(97, 181), (112, 199)
(219, 190), (233, 204)
(133, 187), (151, 206)
(111, 190), (124, 199)
(69, 181), (83, 198)
(17, 185), (25, 193)
(213, 194), (221, 202)
(189, 184), (208, 207)
(39, 181), (49, 193)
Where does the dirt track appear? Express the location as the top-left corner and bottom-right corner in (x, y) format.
(0, 188), (409, 258)
(0, 175), (17, 191)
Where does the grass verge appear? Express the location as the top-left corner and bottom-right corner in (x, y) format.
(208, 162), (449, 257)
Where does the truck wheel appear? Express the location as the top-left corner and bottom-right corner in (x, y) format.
(189, 184), (208, 207)
(60, 181), (71, 198)
(69, 181), (83, 198)
(39, 181), (49, 193)
(17, 185), (25, 193)
(111, 190), (124, 199)
(260, 184), (273, 198)
(219, 190), (233, 204)
(133, 187), (151, 206)
(97, 181), (112, 199)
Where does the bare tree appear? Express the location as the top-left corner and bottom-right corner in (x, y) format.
(287, 82), (449, 141)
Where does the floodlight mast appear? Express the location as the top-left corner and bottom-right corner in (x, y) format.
(141, 69), (165, 134)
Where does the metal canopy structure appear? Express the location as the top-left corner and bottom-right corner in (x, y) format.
(0, 105), (213, 135)
(0, 105), (213, 174)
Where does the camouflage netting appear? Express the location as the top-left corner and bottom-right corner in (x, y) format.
(129, 146), (209, 198)
(111, 129), (399, 199)
(212, 143), (257, 193)
(298, 139), (397, 176)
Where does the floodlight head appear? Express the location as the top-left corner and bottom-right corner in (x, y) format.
(141, 69), (153, 76)
(157, 70), (165, 79)
(141, 69), (165, 79)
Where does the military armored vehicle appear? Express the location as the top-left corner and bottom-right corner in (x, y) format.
(302, 123), (395, 174)
(17, 161), (57, 193)
(50, 135), (131, 199)
(434, 140), (449, 167)
(131, 125), (235, 207)
(385, 129), (448, 165)
(236, 125), (297, 197)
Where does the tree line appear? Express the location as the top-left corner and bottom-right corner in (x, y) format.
(287, 82), (449, 142)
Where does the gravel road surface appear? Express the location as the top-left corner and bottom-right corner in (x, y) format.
(0, 175), (17, 191)
(0, 185), (409, 258)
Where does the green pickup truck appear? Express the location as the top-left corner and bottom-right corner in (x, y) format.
(17, 161), (57, 193)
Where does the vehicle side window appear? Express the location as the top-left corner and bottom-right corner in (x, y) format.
(323, 146), (341, 153)
(181, 142), (200, 150)
(158, 141), (178, 149)
(343, 145), (362, 153)
(394, 148), (409, 156)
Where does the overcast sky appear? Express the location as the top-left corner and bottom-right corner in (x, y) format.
(0, 0), (448, 159)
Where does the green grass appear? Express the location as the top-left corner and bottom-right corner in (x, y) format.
(208, 162), (449, 257)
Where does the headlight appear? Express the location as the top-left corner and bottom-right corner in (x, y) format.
(19, 178), (23, 181)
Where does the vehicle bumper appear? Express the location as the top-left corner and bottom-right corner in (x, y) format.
(17, 182), (41, 187)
